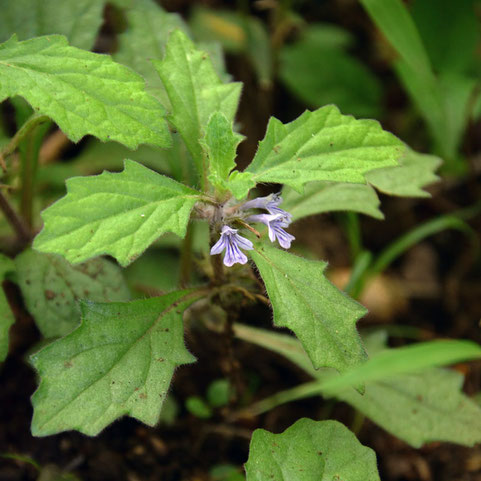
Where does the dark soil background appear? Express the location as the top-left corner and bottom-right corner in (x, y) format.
(2, 1), (481, 480)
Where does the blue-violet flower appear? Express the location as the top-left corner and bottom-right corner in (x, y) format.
(247, 213), (295, 249)
(241, 193), (292, 223)
(210, 225), (254, 267)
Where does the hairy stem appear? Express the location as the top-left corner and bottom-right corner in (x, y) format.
(0, 113), (49, 172)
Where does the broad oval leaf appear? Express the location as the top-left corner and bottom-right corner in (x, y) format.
(0, 35), (171, 149)
(338, 368), (481, 448)
(33, 159), (201, 266)
(153, 29), (242, 178)
(245, 418), (380, 481)
(31, 291), (199, 436)
(0, 0), (105, 50)
(15, 249), (130, 338)
(250, 244), (367, 373)
(244, 106), (404, 191)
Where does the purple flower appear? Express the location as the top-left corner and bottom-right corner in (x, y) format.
(247, 213), (295, 249)
(241, 193), (292, 223)
(210, 226), (254, 267)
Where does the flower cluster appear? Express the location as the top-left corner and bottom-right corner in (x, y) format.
(210, 193), (295, 267)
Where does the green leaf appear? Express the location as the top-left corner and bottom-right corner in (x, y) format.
(15, 249), (130, 338)
(282, 182), (383, 222)
(245, 418), (380, 481)
(0, 35), (171, 149)
(0, 0), (105, 50)
(33, 159), (201, 266)
(338, 368), (481, 448)
(245, 106), (403, 192)
(124, 248), (180, 297)
(359, 0), (433, 77)
(207, 379), (231, 407)
(250, 244), (367, 373)
(237, 326), (481, 448)
(153, 30), (242, 179)
(31, 291), (198, 436)
(359, 0), (463, 160)
(185, 396), (212, 419)
(411, 0), (479, 74)
(366, 147), (441, 197)
(114, 0), (189, 106)
(279, 24), (381, 118)
(0, 253), (15, 362)
(201, 112), (244, 193)
(320, 339), (481, 394)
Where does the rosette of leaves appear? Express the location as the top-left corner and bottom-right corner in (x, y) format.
(1, 20), (439, 479)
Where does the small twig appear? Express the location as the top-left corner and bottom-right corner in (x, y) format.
(0, 190), (31, 245)
(0, 113), (49, 173)
(236, 218), (261, 237)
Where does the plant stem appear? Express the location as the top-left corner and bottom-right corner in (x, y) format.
(0, 113), (49, 172)
(0, 190), (31, 245)
(20, 132), (36, 228)
(232, 381), (322, 419)
(342, 212), (363, 260)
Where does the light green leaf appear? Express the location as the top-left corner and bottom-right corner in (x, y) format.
(201, 112), (244, 193)
(185, 396), (212, 419)
(245, 418), (380, 481)
(33, 159), (201, 266)
(37, 140), (173, 189)
(207, 379), (231, 407)
(0, 0), (104, 50)
(320, 339), (481, 394)
(245, 106), (403, 192)
(0, 35), (171, 149)
(250, 244), (367, 373)
(282, 182), (383, 222)
(359, 0), (432, 77)
(153, 30), (242, 179)
(359, 0), (462, 160)
(0, 253), (15, 362)
(225, 170), (256, 200)
(279, 24), (381, 118)
(114, 0), (189, 106)
(338, 368), (481, 448)
(366, 147), (441, 197)
(31, 291), (198, 436)
(236, 325), (481, 448)
(15, 249), (130, 338)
